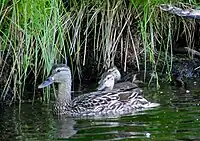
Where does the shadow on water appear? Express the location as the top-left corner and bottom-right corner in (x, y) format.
(0, 79), (200, 141)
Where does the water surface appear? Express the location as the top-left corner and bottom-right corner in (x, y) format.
(0, 80), (200, 141)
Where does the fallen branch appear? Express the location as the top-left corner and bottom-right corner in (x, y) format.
(160, 4), (200, 19)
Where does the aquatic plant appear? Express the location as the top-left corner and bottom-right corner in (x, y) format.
(0, 0), (198, 102)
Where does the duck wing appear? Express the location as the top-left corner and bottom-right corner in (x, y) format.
(71, 87), (158, 116)
(114, 81), (138, 90)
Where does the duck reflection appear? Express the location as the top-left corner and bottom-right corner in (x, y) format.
(55, 116), (77, 139)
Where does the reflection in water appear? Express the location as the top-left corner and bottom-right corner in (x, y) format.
(55, 117), (77, 138)
(0, 80), (200, 140)
(0, 102), (77, 140)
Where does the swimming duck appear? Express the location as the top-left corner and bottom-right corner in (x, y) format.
(97, 74), (115, 91)
(97, 66), (139, 91)
(98, 66), (121, 85)
(98, 73), (138, 91)
(38, 64), (160, 116)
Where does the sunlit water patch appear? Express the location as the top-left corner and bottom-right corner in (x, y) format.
(0, 80), (200, 141)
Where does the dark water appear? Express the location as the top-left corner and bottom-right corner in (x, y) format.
(0, 80), (200, 141)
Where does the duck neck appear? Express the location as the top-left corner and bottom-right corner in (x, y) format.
(57, 79), (72, 105)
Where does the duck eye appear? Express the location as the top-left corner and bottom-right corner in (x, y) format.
(56, 69), (61, 72)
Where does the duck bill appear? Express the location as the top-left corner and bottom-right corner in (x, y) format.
(38, 77), (54, 89)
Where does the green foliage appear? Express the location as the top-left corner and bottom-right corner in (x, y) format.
(0, 0), (67, 102)
(0, 0), (198, 102)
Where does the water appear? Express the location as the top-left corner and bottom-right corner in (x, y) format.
(0, 80), (200, 141)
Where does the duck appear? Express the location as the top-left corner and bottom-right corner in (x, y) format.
(98, 66), (121, 85)
(38, 64), (160, 117)
(97, 73), (138, 91)
(97, 73), (115, 91)
(97, 66), (139, 91)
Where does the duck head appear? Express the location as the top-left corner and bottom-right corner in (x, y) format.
(98, 66), (121, 85)
(38, 64), (71, 89)
(97, 73), (115, 91)
(108, 66), (121, 82)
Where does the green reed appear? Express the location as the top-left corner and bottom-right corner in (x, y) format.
(0, 0), (198, 102)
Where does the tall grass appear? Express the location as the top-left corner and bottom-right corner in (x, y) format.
(0, 0), (198, 102)
(130, 0), (198, 86)
(0, 0), (68, 102)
